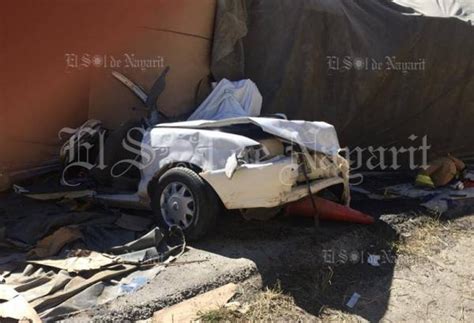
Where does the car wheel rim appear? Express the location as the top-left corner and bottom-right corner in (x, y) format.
(160, 181), (196, 229)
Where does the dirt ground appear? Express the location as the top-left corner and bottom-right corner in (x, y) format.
(238, 217), (471, 322)
(195, 201), (474, 322)
(1, 174), (473, 322)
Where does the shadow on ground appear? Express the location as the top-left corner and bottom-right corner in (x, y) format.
(193, 174), (474, 322)
(1, 171), (473, 321)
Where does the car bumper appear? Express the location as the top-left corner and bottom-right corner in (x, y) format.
(200, 157), (348, 209)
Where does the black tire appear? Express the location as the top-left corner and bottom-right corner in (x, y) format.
(151, 167), (219, 241)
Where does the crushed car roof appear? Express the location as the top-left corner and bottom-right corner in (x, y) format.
(155, 117), (341, 156)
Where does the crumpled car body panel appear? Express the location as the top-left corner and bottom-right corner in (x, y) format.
(98, 117), (350, 210)
(200, 157), (346, 209)
(135, 127), (261, 205)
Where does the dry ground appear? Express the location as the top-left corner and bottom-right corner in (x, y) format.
(2, 175), (472, 322)
(198, 215), (474, 322)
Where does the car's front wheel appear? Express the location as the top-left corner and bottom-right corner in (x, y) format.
(151, 167), (219, 241)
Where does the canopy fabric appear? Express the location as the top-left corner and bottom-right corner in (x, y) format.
(211, 0), (474, 167)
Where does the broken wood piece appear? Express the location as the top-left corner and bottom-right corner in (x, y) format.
(152, 283), (238, 322)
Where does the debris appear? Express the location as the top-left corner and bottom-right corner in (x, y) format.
(152, 283), (238, 322)
(42, 266), (163, 319)
(0, 199), (186, 319)
(111, 66), (170, 124)
(346, 292), (361, 308)
(7, 160), (61, 188)
(0, 285), (41, 322)
(286, 196), (374, 224)
(368, 254), (381, 267)
(109, 227), (165, 254)
(450, 180), (465, 190)
(415, 155), (466, 188)
(6, 211), (101, 246)
(224, 153), (240, 179)
(117, 266), (162, 294)
(1, 227), (184, 318)
(13, 184), (94, 201)
(38, 282), (110, 319)
(28, 227), (82, 259)
(386, 183), (474, 214)
(21, 270), (71, 303)
(31, 265), (136, 312)
(28, 251), (117, 273)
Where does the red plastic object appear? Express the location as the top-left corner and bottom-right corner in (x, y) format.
(286, 196), (374, 225)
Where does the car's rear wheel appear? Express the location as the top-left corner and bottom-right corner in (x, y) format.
(151, 167), (219, 241)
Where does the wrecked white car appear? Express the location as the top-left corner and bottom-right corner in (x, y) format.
(41, 70), (351, 240)
(94, 117), (350, 240)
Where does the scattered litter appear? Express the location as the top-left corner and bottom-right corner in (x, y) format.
(449, 181), (464, 190)
(0, 285), (41, 322)
(415, 156), (465, 189)
(0, 201), (185, 320)
(118, 266), (162, 295)
(13, 185), (94, 201)
(368, 254), (381, 267)
(385, 183), (474, 214)
(28, 251), (117, 273)
(346, 292), (361, 308)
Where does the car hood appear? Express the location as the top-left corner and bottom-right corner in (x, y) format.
(155, 117), (341, 156)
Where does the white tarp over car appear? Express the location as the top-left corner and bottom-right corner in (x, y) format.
(159, 78), (341, 156)
(188, 79), (263, 121)
(392, 0), (473, 24)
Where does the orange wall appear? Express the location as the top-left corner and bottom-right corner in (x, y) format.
(0, 0), (216, 171)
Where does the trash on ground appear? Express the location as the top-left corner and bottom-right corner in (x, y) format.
(0, 285), (41, 322)
(0, 197), (185, 320)
(385, 183), (474, 214)
(415, 155), (466, 189)
(368, 254), (381, 267)
(346, 292), (361, 308)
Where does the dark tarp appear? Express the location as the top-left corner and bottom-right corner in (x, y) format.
(211, 0), (474, 169)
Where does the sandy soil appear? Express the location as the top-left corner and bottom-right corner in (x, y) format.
(73, 199), (473, 322)
(319, 215), (474, 322)
(206, 216), (474, 322)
